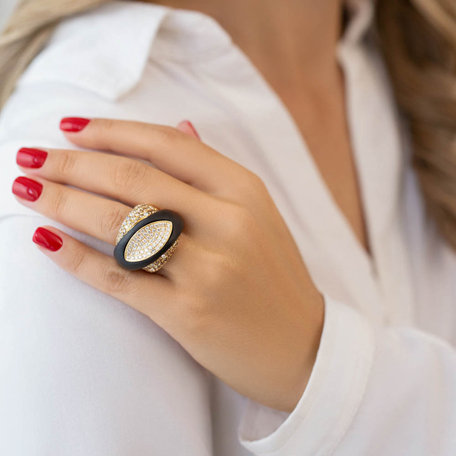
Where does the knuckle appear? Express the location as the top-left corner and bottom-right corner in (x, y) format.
(112, 159), (148, 193)
(248, 171), (268, 194)
(178, 252), (231, 335)
(97, 118), (116, 135)
(223, 203), (257, 241)
(153, 125), (182, 146)
(50, 188), (69, 217)
(99, 205), (128, 241)
(232, 170), (268, 198)
(205, 251), (230, 285)
(195, 251), (232, 299)
(178, 293), (210, 334)
(56, 151), (77, 176)
(67, 247), (86, 275)
(102, 267), (134, 295)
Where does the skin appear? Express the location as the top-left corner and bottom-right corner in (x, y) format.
(12, 1), (367, 412)
(151, 0), (371, 253)
(14, 119), (325, 412)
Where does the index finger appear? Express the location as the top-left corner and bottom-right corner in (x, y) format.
(59, 117), (250, 193)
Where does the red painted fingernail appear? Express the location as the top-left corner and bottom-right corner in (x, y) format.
(12, 176), (43, 201)
(16, 147), (48, 169)
(60, 117), (90, 132)
(33, 227), (63, 251)
(179, 120), (201, 140)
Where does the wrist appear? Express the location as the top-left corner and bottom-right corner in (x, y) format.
(282, 291), (325, 413)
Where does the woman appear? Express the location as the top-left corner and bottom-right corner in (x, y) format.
(1, 0), (455, 454)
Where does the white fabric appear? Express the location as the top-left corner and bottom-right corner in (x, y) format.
(1, 1), (456, 454)
(0, 0), (18, 32)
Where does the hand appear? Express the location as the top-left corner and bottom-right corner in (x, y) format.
(12, 117), (325, 412)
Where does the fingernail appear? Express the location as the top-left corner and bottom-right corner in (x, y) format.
(33, 227), (63, 251)
(178, 120), (201, 140)
(12, 176), (43, 201)
(60, 117), (90, 132)
(16, 147), (48, 169)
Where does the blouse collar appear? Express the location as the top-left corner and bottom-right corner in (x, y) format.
(17, 0), (376, 100)
(342, 0), (375, 45)
(151, 0), (375, 61)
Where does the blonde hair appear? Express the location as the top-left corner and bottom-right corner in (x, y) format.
(1, 0), (456, 250)
(0, 0), (110, 107)
(375, 0), (456, 250)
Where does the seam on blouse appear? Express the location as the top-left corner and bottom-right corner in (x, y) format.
(243, 304), (376, 455)
(324, 320), (377, 456)
(241, 301), (346, 454)
(238, 302), (337, 454)
(150, 42), (235, 65)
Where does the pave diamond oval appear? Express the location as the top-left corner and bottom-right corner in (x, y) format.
(124, 220), (173, 262)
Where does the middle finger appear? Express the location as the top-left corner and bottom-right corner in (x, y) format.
(16, 146), (217, 233)
(11, 175), (197, 280)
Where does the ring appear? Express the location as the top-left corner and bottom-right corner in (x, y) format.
(113, 204), (184, 273)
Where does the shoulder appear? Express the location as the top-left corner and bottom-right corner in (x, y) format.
(0, 2), (178, 218)
(14, 1), (170, 101)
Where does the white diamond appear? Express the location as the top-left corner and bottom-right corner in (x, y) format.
(124, 220), (173, 262)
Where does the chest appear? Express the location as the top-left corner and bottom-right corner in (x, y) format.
(140, 40), (414, 325)
(269, 73), (372, 257)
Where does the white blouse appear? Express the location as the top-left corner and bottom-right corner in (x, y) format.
(1, 1), (455, 454)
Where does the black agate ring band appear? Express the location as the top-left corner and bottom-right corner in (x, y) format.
(113, 204), (184, 274)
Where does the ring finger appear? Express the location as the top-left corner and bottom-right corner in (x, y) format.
(11, 175), (196, 280)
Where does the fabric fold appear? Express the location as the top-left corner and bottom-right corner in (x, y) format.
(16, 1), (170, 100)
(238, 294), (375, 455)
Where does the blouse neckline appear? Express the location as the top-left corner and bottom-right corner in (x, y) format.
(16, 0), (410, 325)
